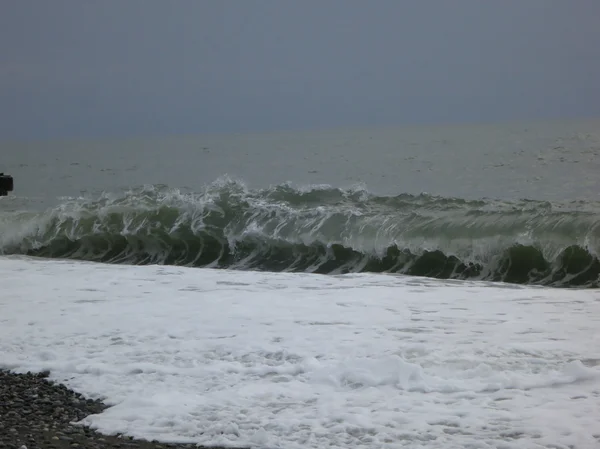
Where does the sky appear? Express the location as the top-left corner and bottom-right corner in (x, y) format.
(1, 0), (600, 140)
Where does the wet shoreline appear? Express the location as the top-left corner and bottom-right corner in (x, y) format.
(0, 370), (240, 449)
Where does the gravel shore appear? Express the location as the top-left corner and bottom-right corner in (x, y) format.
(0, 370), (243, 449)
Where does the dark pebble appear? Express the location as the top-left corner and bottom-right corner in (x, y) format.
(0, 370), (249, 449)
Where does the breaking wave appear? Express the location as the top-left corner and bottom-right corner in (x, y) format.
(1, 177), (599, 287)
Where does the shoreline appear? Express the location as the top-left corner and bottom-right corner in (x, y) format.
(0, 370), (244, 449)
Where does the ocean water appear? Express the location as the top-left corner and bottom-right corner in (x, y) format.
(2, 118), (600, 286)
(1, 118), (600, 448)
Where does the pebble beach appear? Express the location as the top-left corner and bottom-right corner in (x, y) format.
(0, 370), (237, 449)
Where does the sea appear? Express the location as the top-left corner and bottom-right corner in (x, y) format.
(1, 118), (600, 448)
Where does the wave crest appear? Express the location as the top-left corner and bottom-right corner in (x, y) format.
(1, 179), (599, 287)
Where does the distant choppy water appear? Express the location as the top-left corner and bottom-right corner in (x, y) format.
(1, 118), (600, 286)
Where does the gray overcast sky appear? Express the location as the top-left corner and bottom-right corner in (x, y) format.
(1, 0), (599, 139)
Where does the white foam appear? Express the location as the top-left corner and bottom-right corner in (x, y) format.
(1, 256), (600, 448)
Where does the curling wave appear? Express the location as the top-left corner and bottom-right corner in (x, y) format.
(1, 178), (599, 287)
